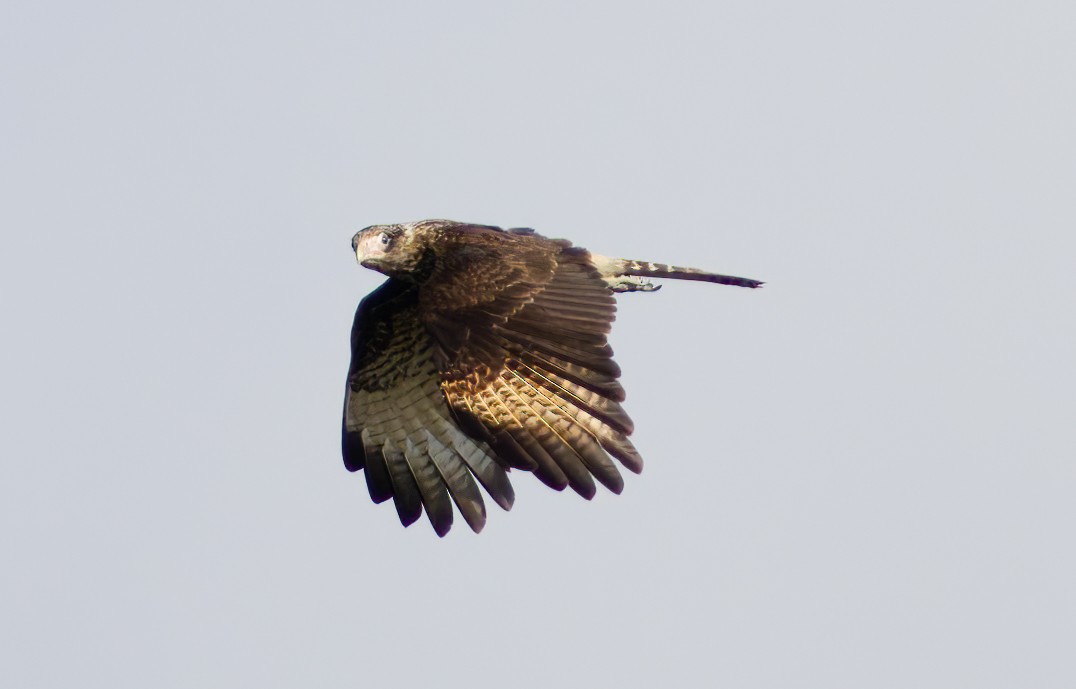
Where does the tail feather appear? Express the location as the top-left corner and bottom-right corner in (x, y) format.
(591, 254), (764, 289)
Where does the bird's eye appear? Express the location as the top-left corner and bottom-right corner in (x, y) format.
(380, 232), (391, 246)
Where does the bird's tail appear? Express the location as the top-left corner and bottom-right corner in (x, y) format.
(591, 254), (764, 290)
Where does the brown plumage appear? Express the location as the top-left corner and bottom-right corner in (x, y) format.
(342, 219), (762, 535)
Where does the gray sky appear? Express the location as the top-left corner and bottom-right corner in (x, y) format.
(2, 1), (1074, 687)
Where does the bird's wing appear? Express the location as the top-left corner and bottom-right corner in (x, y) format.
(422, 229), (643, 499)
(342, 277), (514, 536)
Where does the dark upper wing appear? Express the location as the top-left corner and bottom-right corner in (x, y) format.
(342, 277), (513, 536)
(422, 228), (643, 499)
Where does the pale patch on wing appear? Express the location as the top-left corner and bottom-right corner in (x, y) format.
(439, 254), (643, 498)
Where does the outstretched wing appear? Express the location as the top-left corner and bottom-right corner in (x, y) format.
(342, 278), (513, 536)
(423, 227), (643, 499)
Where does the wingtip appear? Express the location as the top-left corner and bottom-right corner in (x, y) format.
(493, 490), (514, 512)
(574, 483), (598, 501)
(398, 509), (423, 528)
(341, 431), (366, 472)
(428, 509), (454, 538)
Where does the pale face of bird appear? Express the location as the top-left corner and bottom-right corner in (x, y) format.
(351, 224), (409, 276)
(352, 220), (461, 280)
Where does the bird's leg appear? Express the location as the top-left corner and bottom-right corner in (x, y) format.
(603, 275), (662, 293)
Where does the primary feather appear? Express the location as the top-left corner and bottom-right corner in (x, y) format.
(342, 220), (761, 535)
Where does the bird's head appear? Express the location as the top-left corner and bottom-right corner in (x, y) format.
(352, 220), (447, 280)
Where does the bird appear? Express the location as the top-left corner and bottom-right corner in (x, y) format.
(343, 219), (762, 536)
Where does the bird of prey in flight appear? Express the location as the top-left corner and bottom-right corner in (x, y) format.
(343, 219), (761, 535)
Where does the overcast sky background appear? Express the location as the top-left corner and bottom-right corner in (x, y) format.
(2, 1), (1074, 687)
